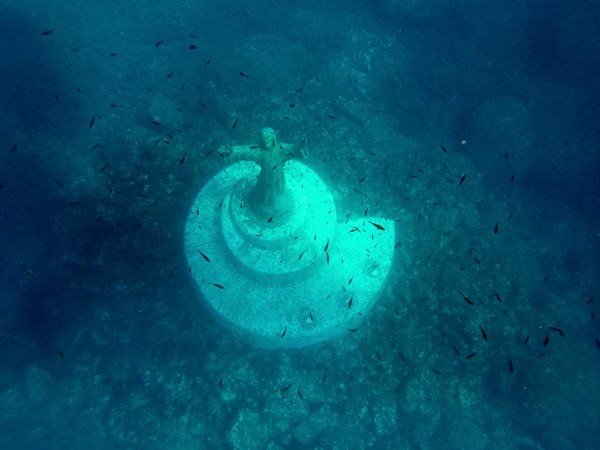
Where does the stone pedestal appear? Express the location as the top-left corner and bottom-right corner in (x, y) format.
(184, 160), (395, 348)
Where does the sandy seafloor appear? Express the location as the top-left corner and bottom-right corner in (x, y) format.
(0, 0), (599, 449)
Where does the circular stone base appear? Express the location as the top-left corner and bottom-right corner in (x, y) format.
(184, 161), (396, 348)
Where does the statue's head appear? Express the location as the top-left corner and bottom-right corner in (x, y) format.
(260, 128), (277, 149)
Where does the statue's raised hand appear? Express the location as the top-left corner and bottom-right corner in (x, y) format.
(219, 143), (233, 157)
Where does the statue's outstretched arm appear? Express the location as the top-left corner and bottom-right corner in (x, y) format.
(280, 138), (309, 160)
(219, 144), (262, 161)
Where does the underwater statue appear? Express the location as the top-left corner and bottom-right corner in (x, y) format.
(219, 127), (309, 216)
(185, 125), (397, 348)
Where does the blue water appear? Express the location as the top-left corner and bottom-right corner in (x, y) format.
(1, 0), (599, 448)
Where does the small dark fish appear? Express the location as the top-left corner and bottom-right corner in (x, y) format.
(298, 251), (304, 260)
(543, 333), (549, 346)
(441, 145), (447, 152)
(297, 387), (303, 399)
(11, 143), (18, 152)
(151, 120), (160, 126)
(451, 345), (460, 355)
(596, 338), (600, 348)
(56, 349), (64, 359)
(281, 326), (287, 338)
(348, 274), (354, 285)
(368, 221), (385, 231)
(509, 359), (514, 373)
(523, 335), (530, 344)
(510, 173), (515, 183)
(239, 71), (248, 78)
(118, 382), (125, 392)
(68, 201), (81, 207)
(91, 143), (100, 150)
(324, 238), (329, 252)
(56, 181), (64, 187)
(328, 115), (335, 119)
(231, 119), (238, 128)
(494, 223), (499, 234)
(456, 174), (467, 188)
(375, 351), (383, 361)
(399, 352), (407, 363)
(41, 30), (54, 36)
(179, 153), (186, 165)
(197, 250), (210, 262)
(479, 325), (488, 342)
(207, 57), (211, 64)
(549, 326), (564, 337)
(326, 251), (330, 263)
(358, 176), (366, 183)
(348, 328), (358, 332)
(100, 164), (107, 172)
(110, 52), (117, 56)
(432, 367), (443, 375)
(587, 297), (595, 304)
(189, 44), (197, 50)
(461, 292), (474, 306)
(280, 383), (293, 392)
(394, 240), (401, 250)
(89, 116), (95, 128)
(267, 215), (273, 223)
(208, 282), (224, 289)
(155, 40), (163, 47)
(466, 352), (476, 359)
(348, 295), (353, 308)
(321, 373), (327, 382)
(166, 72), (173, 79)
(495, 292), (502, 302)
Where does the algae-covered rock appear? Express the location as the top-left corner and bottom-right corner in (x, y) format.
(229, 409), (270, 450)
